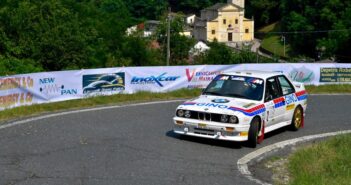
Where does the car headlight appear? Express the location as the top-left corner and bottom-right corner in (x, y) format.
(185, 110), (191, 118)
(220, 115), (228, 123)
(229, 115), (239, 124)
(177, 109), (184, 117)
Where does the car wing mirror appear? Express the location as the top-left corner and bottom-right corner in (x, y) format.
(265, 94), (273, 102)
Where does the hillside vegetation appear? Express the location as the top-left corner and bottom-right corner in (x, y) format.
(0, 0), (350, 75)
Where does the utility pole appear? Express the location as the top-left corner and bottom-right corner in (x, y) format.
(281, 35), (286, 57)
(166, 7), (171, 66)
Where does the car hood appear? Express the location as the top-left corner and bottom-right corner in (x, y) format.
(178, 95), (265, 116)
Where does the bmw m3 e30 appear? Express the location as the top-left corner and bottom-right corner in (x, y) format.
(173, 71), (307, 147)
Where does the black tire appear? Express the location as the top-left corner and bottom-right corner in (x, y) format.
(248, 117), (260, 148)
(290, 106), (303, 131)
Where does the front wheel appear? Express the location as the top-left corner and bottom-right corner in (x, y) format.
(290, 106), (303, 131)
(248, 117), (260, 148)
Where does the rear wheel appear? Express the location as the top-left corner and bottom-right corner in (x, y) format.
(290, 106), (303, 131)
(248, 117), (260, 148)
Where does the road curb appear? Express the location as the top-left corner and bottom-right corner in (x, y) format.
(309, 94), (351, 96)
(237, 130), (351, 185)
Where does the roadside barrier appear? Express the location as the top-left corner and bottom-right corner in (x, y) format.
(0, 63), (350, 110)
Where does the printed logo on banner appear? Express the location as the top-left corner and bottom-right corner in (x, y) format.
(131, 73), (180, 87)
(39, 77), (78, 95)
(83, 73), (125, 94)
(289, 67), (315, 83)
(319, 68), (351, 83)
(0, 76), (34, 109)
(185, 68), (222, 88)
(0, 76), (34, 90)
(0, 92), (33, 108)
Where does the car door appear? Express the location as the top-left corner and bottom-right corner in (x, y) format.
(264, 77), (285, 126)
(277, 75), (297, 122)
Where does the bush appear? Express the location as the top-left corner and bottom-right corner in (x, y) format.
(0, 57), (42, 76)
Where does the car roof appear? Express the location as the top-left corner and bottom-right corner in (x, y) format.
(222, 70), (283, 79)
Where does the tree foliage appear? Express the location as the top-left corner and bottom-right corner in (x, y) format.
(2, 0), (350, 75)
(156, 13), (196, 65)
(194, 41), (274, 64)
(123, 0), (167, 21)
(0, 0), (158, 75)
(280, 0), (351, 60)
(169, 0), (226, 15)
(246, 0), (280, 28)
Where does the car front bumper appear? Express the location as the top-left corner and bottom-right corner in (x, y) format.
(173, 117), (250, 142)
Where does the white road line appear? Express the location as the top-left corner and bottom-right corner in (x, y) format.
(0, 94), (348, 131)
(309, 94), (351, 96)
(1, 95), (350, 184)
(0, 99), (185, 130)
(237, 130), (351, 185)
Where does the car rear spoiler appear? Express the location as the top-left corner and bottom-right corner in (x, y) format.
(293, 82), (306, 91)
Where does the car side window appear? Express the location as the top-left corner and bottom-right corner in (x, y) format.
(265, 77), (281, 102)
(278, 76), (295, 95)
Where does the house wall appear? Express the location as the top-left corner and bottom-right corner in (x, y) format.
(201, 9), (218, 21)
(228, 0), (245, 8)
(186, 15), (196, 25)
(206, 21), (219, 42)
(242, 20), (254, 41)
(195, 2), (254, 43)
(180, 31), (192, 37)
(194, 26), (207, 41)
(217, 9), (242, 42)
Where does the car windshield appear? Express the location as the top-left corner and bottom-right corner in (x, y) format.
(203, 75), (264, 101)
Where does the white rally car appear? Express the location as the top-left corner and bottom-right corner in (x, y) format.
(173, 71), (307, 147)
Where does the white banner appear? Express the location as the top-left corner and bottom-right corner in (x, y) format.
(0, 63), (350, 110)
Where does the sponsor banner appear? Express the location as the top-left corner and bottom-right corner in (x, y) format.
(184, 65), (229, 89)
(1, 63), (351, 111)
(35, 71), (82, 102)
(0, 76), (34, 91)
(320, 68), (351, 83)
(0, 92), (34, 109)
(0, 75), (36, 109)
(125, 66), (183, 92)
(226, 63), (351, 85)
(0, 70), (83, 110)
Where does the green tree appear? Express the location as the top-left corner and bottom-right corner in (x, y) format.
(156, 13), (195, 65)
(0, 0), (94, 71)
(0, 57), (42, 76)
(281, 0), (351, 61)
(123, 0), (168, 21)
(202, 41), (234, 64)
(0, 0), (132, 74)
(169, 0), (226, 15)
(246, 0), (280, 28)
(122, 36), (163, 66)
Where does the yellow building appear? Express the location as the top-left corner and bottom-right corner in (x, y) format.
(193, 0), (254, 44)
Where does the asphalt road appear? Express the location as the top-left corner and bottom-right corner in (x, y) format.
(0, 95), (350, 185)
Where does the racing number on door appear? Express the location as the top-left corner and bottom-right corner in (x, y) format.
(265, 101), (275, 124)
(264, 77), (283, 125)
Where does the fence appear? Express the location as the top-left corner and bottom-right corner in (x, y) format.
(1, 63), (350, 110)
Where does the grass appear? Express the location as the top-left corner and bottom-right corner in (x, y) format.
(288, 134), (351, 185)
(0, 89), (201, 122)
(0, 84), (350, 123)
(269, 156), (283, 162)
(306, 84), (351, 94)
(258, 22), (292, 59)
(258, 22), (278, 33)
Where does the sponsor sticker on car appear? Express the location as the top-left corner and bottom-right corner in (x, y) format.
(198, 123), (207, 128)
